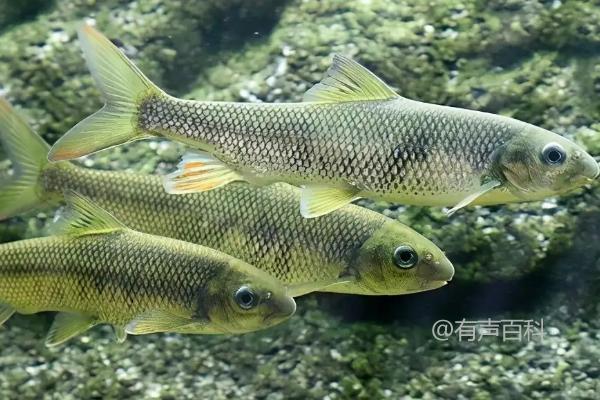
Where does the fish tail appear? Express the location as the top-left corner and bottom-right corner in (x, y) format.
(0, 98), (53, 220)
(48, 24), (164, 161)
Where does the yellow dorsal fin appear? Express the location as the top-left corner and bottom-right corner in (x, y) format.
(300, 185), (360, 218)
(53, 190), (125, 236)
(303, 54), (399, 103)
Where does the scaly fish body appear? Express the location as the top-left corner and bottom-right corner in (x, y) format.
(139, 96), (517, 206)
(0, 193), (296, 346)
(0, 232), (223, 327)
(42, 166), (453, 295)
(43, 166), (375, 285)
(0, 98), (454, 296)
(49, 26), (599, 218)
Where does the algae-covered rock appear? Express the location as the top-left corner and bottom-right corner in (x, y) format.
(0, 0), (286, 143)
(0, 0), (51, 31)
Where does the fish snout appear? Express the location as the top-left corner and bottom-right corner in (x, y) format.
(434, 258), (455, 282)
(575, 150), (600, 181)
(265, 295), (296, 324)
(583, 158), (600, 180)
(281, 296), (297, 317)
(420, 253), (455, 283)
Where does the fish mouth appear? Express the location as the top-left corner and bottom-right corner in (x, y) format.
(263, 311), (278, 324)
(399, 280), (449, 295)
(418, 280), (449, 292)
(424, 280), (449, 291)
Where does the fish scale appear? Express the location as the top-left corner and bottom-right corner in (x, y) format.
(43, 166), (381, 286)
(0, 231), (218, 325)
(0, 193), (297, 344)
(139, 97), (514, 197)
(48, 26), (599, 218)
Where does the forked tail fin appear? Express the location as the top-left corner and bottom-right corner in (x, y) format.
(0, 98), (53, 220)
(48, 24), (164, 161)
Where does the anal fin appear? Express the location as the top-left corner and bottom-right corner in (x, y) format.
(45, 312), (97, 347)
(113, 326), (127, 343)
(0, 304), (15, 325)
(446, 179), (501, 216)
(300, 185), (360, 218)
(164, 151), (244, 194)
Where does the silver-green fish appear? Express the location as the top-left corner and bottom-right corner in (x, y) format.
(0, 98), (454, 296)
(51, 26), (598, 218)
(0, 192), (296, 347)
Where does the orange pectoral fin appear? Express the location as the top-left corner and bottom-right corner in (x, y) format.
(164, 151), (244, 194)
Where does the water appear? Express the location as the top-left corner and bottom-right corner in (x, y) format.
(1, 0), (600, 398)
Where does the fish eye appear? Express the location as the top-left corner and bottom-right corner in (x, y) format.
(393, 245), (418, 269)
(234, 286), (257, 310)
(542, 143), (566, 166)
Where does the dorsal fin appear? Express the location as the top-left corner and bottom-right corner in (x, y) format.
(303, 54), (399, 103)
(53, 190), (125, 236)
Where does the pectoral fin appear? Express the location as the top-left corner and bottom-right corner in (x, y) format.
(300, 185), (359, 218)
(287, 276), (355, 297)
(164, 151), (244, 194)
(45, 312), (97, 347)
(446, 179), (501, 216)
(125, 310), (192, 335)
(0, 304), (15, 325)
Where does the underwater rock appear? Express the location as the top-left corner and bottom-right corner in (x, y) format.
(0, 0), (51, 31)
(0, 0), (287, 144)
(1, 282), (599, 399)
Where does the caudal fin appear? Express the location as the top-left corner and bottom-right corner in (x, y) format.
(48, 24), (164, 161)
(0, 98), (51, 220)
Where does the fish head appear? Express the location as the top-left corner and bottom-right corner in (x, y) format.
(347, 220), (454, 295)
(204, 260), (296, 334)
(495, 125), (598, 197)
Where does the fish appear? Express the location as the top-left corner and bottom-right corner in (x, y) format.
(48, 25), (599, 218)
(0, 98), (454, 296)
(0, 191), (296, 347)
